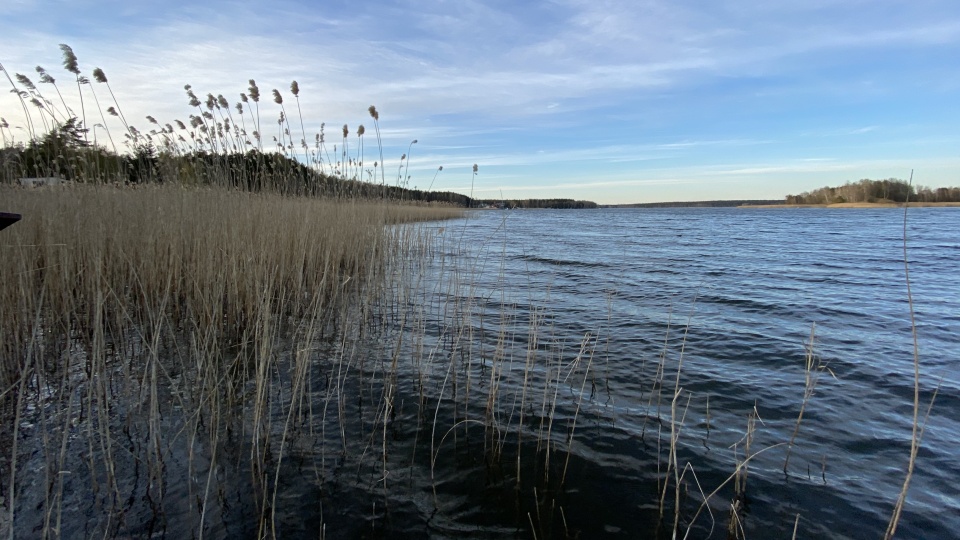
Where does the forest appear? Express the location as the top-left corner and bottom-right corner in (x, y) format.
(785, 178), (960, 204)
(476, 198), (599, 209)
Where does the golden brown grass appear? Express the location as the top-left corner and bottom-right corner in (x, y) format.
(0, 182), (460, 537)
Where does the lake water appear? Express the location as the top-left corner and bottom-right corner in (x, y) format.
(393, 207), (959, 538)
(11, 206), (957, 539)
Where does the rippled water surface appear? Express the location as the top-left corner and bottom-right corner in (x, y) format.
(14, 206), (957, 539)
(414, 207), (960, 538)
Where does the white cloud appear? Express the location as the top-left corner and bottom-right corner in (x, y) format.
(2, 0), (959, 202)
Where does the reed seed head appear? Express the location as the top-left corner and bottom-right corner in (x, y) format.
(235, 102), (243, 114)
(146, 115), (158, 124)
(206, 93), (216, 110)
(357, 125), (365, 136)
(473, 164), (478, 173)
(240, 92), (248, 103)
(217, 94), (228, 110)
(59, 44), (80, 75)
(342, 124), (348, 138)
(175, 119), (186, 130)
(368, 105), (379, 121)
(92, 67), (107, 83)
(272, 89), (283, 105)
(290, 80), (299, 96)
(186, 87), (201, 108)
(15, 74), (36, 91)
(36, 66), (55, 84)
(248, 80), (260, 102)
(107, 106), (118, 116)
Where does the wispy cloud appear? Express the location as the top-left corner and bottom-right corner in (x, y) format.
(2, 0), (958, 203)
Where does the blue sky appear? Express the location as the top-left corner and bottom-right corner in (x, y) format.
(1, 0), (958, 204)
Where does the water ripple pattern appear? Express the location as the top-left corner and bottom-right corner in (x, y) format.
(424, 207), (959, 538)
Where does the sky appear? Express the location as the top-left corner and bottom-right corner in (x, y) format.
(1, 0), (958, 204)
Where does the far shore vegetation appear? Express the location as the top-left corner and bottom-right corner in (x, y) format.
(784, 178), (960, 205)
(606, 199), (782, 208)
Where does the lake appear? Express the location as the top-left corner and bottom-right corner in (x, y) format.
(379, 207), (959, 538)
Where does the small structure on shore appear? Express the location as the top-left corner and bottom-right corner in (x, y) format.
(0, 211), (22, 232)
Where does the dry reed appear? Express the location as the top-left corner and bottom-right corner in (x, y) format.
(0, 183), (459, 537)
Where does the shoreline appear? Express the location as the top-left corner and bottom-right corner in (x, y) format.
(740, 202), (960, 209)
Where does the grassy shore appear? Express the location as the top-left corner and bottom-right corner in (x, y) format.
(0, 183), (463, 537)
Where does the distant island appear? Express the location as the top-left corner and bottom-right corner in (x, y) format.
(782, 178), (960, 205)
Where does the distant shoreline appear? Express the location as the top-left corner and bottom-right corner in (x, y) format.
(603, 200), (782, 208)
(740, 202), (960, 209)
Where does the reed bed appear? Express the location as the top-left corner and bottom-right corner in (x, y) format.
(0, 182), (608, 538)
(0, 183), (460, 537)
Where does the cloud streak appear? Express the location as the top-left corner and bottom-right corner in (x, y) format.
(2, 0), (958, 203)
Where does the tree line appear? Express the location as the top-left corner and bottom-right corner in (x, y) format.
(786, 178), (960, 204)
(0, 118), (475, 205)
(475, 198), (598, 209)
(607, 200), (783, 208)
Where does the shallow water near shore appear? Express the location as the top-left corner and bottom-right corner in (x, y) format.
(395, 206), (960, 538)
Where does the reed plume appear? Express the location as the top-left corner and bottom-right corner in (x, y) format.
(356, 124), (365, 181)
(82, 72), (117, 152)
(1, 62), (38, 140)
(59, 44), (87, 143)
(368, 105), (385, 188)
(427, 165), (443, 192)
(403, 139), (417, 190)
(341, 124), (349, 179)
(36, 65), (70, 118)
(248, 80), (262, 150)
(290, 80), (309, 165)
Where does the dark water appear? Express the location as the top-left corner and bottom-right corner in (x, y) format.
(405, 207), (960, 539)
(10, 207), (957, 539)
